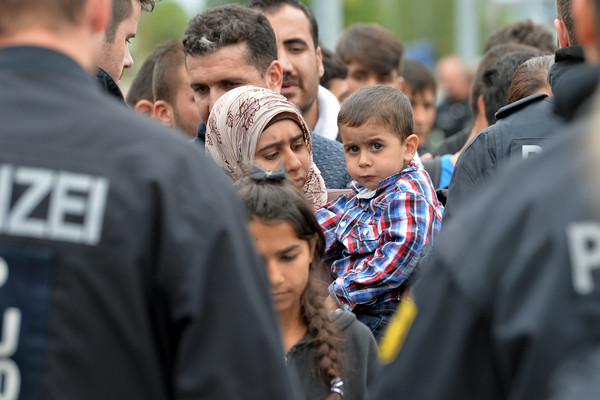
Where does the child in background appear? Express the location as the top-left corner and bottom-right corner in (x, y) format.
(235, 167), (380, 400)
(402, 59), (452, 189)
(316, 85), (444, 341)
(401, 59), (445, 155)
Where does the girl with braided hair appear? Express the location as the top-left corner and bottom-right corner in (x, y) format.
(235, 166), (379, 400)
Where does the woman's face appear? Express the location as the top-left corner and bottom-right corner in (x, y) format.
(254, 119), (310, 188)
(248, 220), (315, 320)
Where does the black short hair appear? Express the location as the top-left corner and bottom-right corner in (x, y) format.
(320, 46), (347, 89)
(153, 41), (185, 104)
(244, 0), (319, 47)
(106, 0), (157, 43)
(469, 42), (539, 118)
(556, 0), (577, 45)
(401, 59), (436, 94)
(482, 50), (545, 124)
(336, 23), (404, 76)
(126, 40), (172, 107)
(484, 19), (556, 53)
(182, 4), (277, 76)
(338, 85), (413, 141)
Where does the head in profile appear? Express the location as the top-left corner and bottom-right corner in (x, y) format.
(205, 85), (327, 208)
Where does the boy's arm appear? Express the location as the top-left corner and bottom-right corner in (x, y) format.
(333, 192), (440, 308)
(315, 198), (347, 261)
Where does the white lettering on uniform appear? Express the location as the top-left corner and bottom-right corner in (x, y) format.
(0, 164), (109, 245)
(567, 222), (600, 295)
(522, 145), (543, 159)
(0, 258), (7, 288)
(0, 258), (20, 400)
(0, 309), (20, 357)
(0, 359), (20, 400)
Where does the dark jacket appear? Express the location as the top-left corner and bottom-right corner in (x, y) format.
(95, 67), (126, 103)
(0, 46), (296, 399)
(195, 122), (352, 189)
(286, 310), (380, 400)
(443, 46), (585, 222)
(444, 94), (562, 220)
(371, 123), (600, 400)
(429, 126), (471, 157)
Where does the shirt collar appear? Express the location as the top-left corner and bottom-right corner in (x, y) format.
(350, 159), (419, 195)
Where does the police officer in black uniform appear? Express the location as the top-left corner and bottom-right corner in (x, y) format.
(444, 1), (585, 221)
(0, 0), (296, 398)
(370, 0), (600, 397)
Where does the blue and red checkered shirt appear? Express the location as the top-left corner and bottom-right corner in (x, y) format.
(316, 160), (444, 310)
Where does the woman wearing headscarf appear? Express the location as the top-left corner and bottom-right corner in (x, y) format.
(205, 85), (328, 209)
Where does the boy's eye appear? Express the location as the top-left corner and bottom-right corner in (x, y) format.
(346, 146), (359, 153)
(281, 254), (298, 262)
(370, 143), (382, 150)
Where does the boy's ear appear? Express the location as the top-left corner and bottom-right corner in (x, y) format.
(404, 133), (419, 163)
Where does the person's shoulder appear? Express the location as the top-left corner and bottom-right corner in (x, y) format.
(394, 165), (436, 195)
(330, 310), (371, 336)
(311, 131), (344, 151)
(440, 124), (584, 264)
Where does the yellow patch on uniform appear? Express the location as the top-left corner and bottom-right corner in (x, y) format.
(378, 292), (418, 364)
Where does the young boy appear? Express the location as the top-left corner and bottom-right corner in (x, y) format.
(402, 59), (452, 189)
(316, 85), (444, 341)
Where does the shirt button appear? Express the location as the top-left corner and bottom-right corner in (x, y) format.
(340, 221), (346, 227)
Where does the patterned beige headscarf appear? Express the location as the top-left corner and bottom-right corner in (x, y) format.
(206, 86), (327, 208)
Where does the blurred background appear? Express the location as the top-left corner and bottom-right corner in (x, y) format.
(125, 0), (558, 91)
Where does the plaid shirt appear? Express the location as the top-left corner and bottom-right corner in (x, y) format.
(316, 160), (444, 310)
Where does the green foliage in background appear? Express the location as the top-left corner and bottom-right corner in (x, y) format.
(343, 0), (455, 56)
(124, 0), (190, 91)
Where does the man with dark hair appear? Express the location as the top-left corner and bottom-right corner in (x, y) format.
(443, 0), (586, 221)
(126, 40), (171, 114)
(96, 0), (157, 101)
(336, 23), (404, 96)
(371, 0), (600, 398)
(183, 4), (351, 189)
(320, 46), (348, 104)
(484, 19), (558, 53)
(0, 0), (296, 398)
(245, 0), (341, 141)
(183, 5), (281, 124)
(481, 50), (547, 125)
(152, 40), (201, 138)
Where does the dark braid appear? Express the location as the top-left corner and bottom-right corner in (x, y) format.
(300, 272), (344, 399)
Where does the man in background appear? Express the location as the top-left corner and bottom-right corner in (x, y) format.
(97, 0), (156, 101)
(153, 40), (202, 138)
(183, 4), (351, 189)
